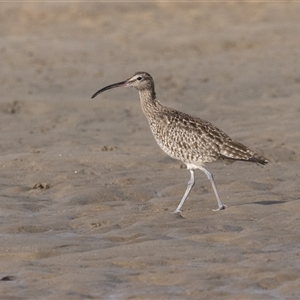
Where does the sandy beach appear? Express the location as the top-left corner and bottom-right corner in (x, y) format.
(1, 3), (300, 299)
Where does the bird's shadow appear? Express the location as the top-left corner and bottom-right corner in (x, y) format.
(252, 200), (286, 205)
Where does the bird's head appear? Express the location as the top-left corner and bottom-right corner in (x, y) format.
(91, 72), (154, 98)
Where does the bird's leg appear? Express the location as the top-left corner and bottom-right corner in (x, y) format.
(173, 169), (195, 213)
(199, 166), (226, 211)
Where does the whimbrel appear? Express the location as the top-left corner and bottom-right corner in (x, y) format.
(92, 72), (268, 213)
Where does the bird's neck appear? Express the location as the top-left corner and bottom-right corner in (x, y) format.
(138, 88), (161, 118)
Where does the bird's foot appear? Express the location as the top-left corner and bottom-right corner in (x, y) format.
(173, 209), (185, 218)
(212, 204), (227, 212)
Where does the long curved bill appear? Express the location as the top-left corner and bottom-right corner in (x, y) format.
(91, 80), (127, 99)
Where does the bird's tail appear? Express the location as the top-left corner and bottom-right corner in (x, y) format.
(219, 139), (268, 166)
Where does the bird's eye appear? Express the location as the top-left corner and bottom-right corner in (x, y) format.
(137, 76), (142, 81)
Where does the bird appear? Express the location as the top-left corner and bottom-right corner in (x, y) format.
(91, 72), (268, 213)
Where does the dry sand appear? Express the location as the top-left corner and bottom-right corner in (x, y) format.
(1, 3), (300, 299)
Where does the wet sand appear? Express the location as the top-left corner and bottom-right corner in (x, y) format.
(1, 3), (300, 299)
